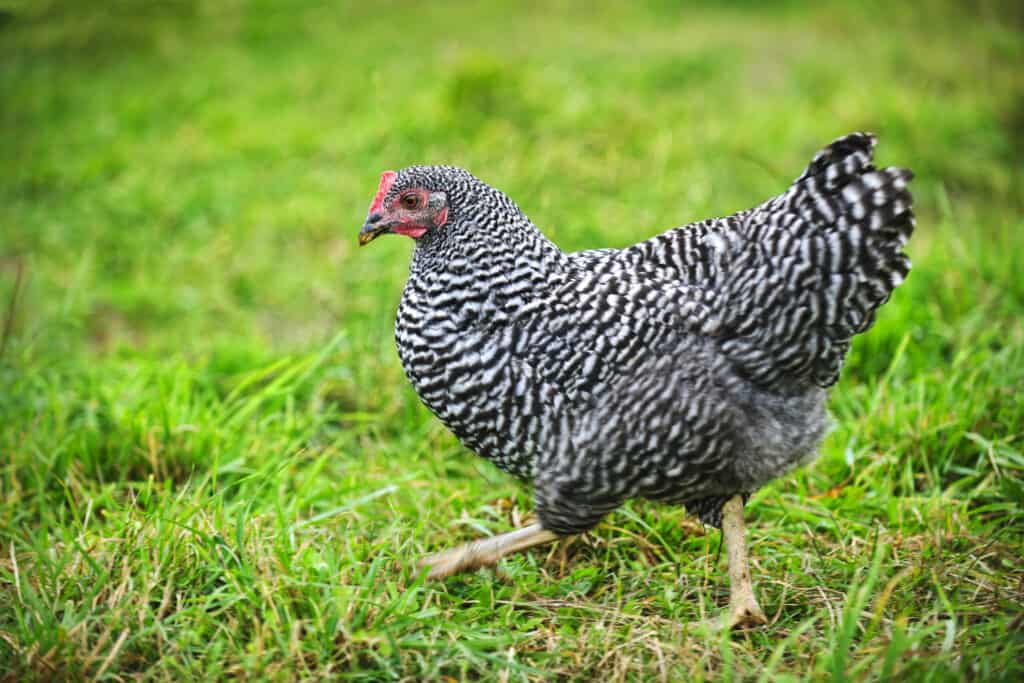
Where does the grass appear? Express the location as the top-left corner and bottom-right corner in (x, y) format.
(1, 0), (1022, 679)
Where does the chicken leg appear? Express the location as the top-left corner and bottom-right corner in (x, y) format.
(419, 523), (560, 580)
(420, 498), (767, 630)
(718, 494), (768, 629)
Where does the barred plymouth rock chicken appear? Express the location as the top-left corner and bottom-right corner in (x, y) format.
(358, 133), (914, 628)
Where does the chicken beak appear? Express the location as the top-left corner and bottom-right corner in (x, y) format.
(359, 214), (388, 246)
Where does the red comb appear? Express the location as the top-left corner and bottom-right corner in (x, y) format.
(368, 171), (397, 214)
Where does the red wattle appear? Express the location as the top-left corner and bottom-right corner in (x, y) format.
(393, 224), (428, 239)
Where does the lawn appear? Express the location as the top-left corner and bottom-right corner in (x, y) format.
(1, 0), (1022, 680)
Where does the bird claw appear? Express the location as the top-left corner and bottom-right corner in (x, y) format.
(726, 597), (768, 629)
(697, 598), (768, 632)
(418, 524), (560, 581)
(419, 542), (501, 580)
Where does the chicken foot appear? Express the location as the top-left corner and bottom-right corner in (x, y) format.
(420, 497), (768, 632)
(419, 523), (560, 580)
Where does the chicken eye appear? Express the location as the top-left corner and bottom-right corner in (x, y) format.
(400, 194), (420, 209)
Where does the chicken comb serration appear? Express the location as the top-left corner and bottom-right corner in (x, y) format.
(368, 171), (397, 214)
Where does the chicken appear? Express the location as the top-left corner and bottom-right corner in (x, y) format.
(358, 133), (914, 628)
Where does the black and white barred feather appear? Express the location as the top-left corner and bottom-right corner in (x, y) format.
(385, 133), (913, 532)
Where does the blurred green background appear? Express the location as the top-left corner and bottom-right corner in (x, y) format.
(1, 1), (1022, 680)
